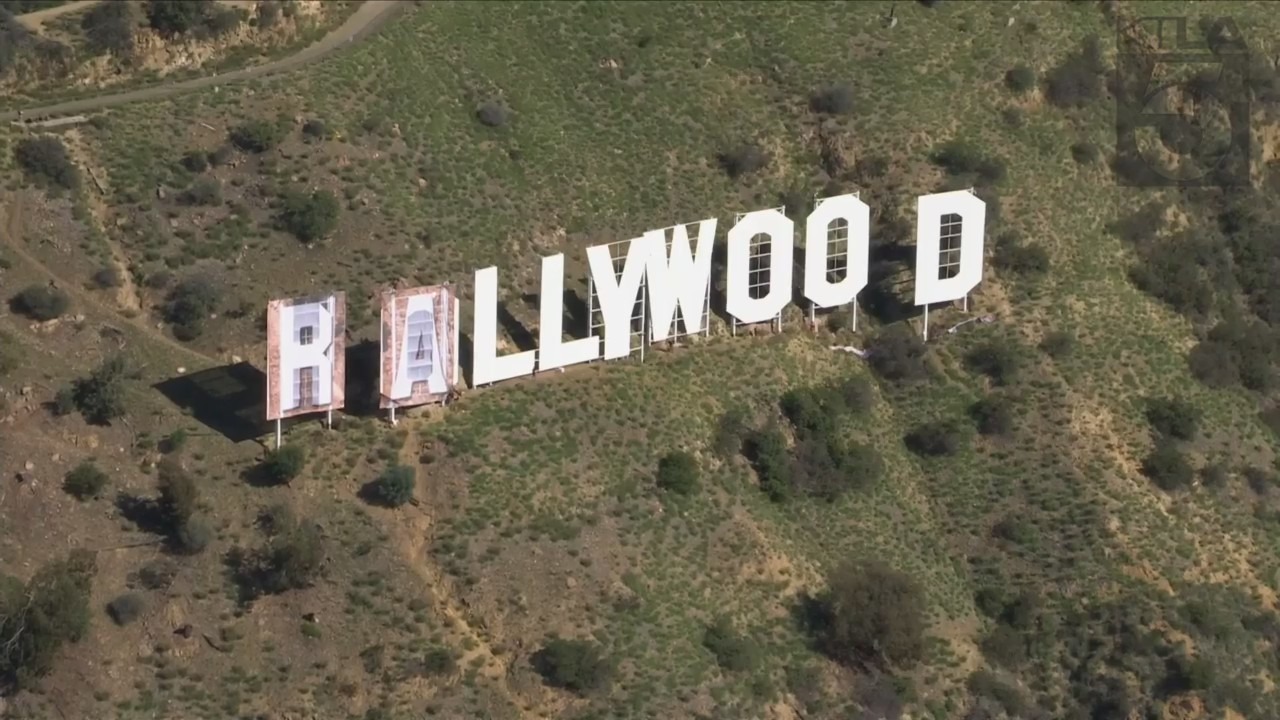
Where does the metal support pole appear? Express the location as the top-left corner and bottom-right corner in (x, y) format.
(963, 294), (968, 313)
(389, 404), (396, 426)
(852, 300), (858, 333)
(923, 304), (930, 342)
(326, 409), (332, 429)
(275, 419), (281, 449)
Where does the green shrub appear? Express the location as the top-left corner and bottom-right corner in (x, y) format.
(0, 551), (96, 687)
(810, 83), (855, 114)
(718, 144), (769, 179)
(181, 176), (222, 206)
(301, 118), (330, 140)
(904, 419), (969, 457)
(263, 444), (306, 485)
(476, 100), (510, 128)
(368, 465), (415, 507)
(929, 139), (1007, 186)
(655, 451), (699, 496)
(165, 273), (221, 340)
(138, 559), (177, 590)
(157, 456), (198, 526)
(420, 646), (457, 676)
(817, 560), (926, 668)
(176, 516), (212, 554)
(531, 638), (613, 694)
(1040, 330), (1075, 358)
(965, 340), (1021, 385)
(181, 149), (208, 172)
(744, 425), (792, 502)
(993, 236), (1051, 276)
(969, 396), (1013, 436)
(63, 461), (108, 500)
(229, 118), (285, 153)
(1144, 397), (1200, 440)
(980, 624), (1026, 669)
(1045, 35), (1106, 108)
(702, 616), (761, 672)
(1005, 64), (1036, 93)
(82, 0), (135, 57)
(11, 285), (70, 321)
(0, 331), (18, 377)
(1070, 141), (1100, 164)
(278, 188), (339, 243)
(106, 592), (145, 626)
(92, 267), (122, 289)
(870, 325), (929, 382)
(236, 520), (323, 596)
(1142, 440), (1193, 491)
(70, 355), (128, 424)
(14, 136), (79, 190)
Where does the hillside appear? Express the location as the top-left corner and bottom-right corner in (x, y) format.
(5, 1), (1280, 719)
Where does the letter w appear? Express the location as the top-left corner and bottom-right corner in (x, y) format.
(643, 219), (717, 342)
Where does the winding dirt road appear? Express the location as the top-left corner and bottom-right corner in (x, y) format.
(0, 0), (406, 122)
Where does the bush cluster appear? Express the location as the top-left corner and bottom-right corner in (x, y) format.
(82, 0), (135, 57)
(14, 136), (79, 190)
(904, 419), (970, 457)
(531, 638), (613, 694)
(655, 450), (699, 496)
(10, 284), (70, 321)
(146, 0), (243, 38)
(812, 560), (927, 668)
(165, 273), (221, 341)
(263, 443), (306, 485)
(1045, 35), (1107, 108)
(0, 551), (96, 687)
(367, 465), (415, 507)
(56, 355), (128, 424)
(278, 188), (340, 243)
(229, 119), (285, 153)
(64, 461), (108, 500)
(929, 139), (1007, 186)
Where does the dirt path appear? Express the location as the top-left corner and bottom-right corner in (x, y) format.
(1, 192), (215, 367)
(0, 0), (406, 122)
(9, 0), (98, 32)
(387, 419), (539, 719)
(61, 128), (142, 312)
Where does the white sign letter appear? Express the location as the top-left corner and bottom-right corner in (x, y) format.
(644, 219), (717, 341)
(472, 266), (537, 385)
(587, 238), (653, 360)
(538, 253), (600, 371)
(914, 190), (987, 306)
(726, 208), (794, 325)
(803, 194), (869, 309)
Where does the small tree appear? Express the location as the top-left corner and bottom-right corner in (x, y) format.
(181, 149), (209, 172)
(810, 83), (855, 114)
(82, 0), (136, 57)
(969, 396), (1013, 436)
(165, 273), (221, 341)
(157, 456), (198, 527)
(869, 326), (929, 382)
(965, 340), (1021, 385)
(819, 560), (927, 668)
(263, 443), (306, 485)
(1004, 64), (1036, 93)
(14, 136), (79, 190)
(1142, 440), (1193, 491)
(176, 516), (212, 555)
(278, 188), (339, 243)
(181, 176), (222, 206)
(11, 285), (70, 321)
(244, 521), (324, 595)
(369, 465), (415, 507)
(475, 100), (510, 127)
(702, 615), (761, 672)
(904, 419), (969, 457)
(64, 461), (108, 500)
(71, 355), (128, 424)
(531, 638), (613, 694)
(1144, 397), (1200, 440)
(744, 425), (792, 502)
(655, 451), (699, 496)
(229, 118), (285, 153)
(718, 144), (769, 179)
(0, 550), (96, 687)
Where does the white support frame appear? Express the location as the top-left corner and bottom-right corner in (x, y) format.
(732, 209), (785, 335)
(586, 238), (648, 362)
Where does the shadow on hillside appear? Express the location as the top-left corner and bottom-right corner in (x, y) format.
(342, 339), (380, 417)
(497, 300), (537, 353)
(153, 362), (266, 443)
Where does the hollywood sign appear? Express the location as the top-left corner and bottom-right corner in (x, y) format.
(263, 190), (985, 435)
